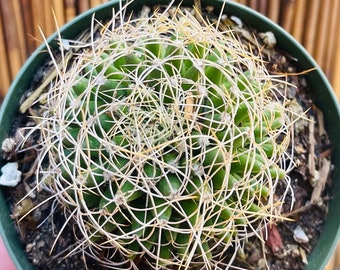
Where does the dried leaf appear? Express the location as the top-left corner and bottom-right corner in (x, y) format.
(265, 224), (283, 253)
(311, 157), (331, 204)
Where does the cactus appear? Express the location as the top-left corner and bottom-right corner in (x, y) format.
(26, 4), (296, 270)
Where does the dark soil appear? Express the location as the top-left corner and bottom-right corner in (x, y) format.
(0, 4), (333, 270)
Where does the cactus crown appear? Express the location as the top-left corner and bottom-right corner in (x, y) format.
(26, 3), (295, 269)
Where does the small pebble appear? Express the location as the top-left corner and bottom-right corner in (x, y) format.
(293, 225), (309, 243)
(26, 243), (35, 253)
(230, 15), (243, 27)
(1, 137), (16, 153)
(0, 162), (22, 187)
(291, 246), (301, 257)
(205, 6), (214, 14)
(61, 39), (71, 50)
(257, 258), (267, 269)
(37, 240), (45, 249)
(259, 31), (277, 48)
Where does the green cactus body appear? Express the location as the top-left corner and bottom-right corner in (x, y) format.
(28, 4), (296, 269)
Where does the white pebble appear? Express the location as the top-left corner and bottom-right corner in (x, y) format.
(293, 225), (309, 244)
(1, 138), (16, 153)
(0, 162), (22, 187)
(230, 15), (243, 27)
(259, 31), (277, 48)
(61, 39), (70, 50)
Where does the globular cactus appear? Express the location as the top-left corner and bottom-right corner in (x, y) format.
(28, 4), (295, 270)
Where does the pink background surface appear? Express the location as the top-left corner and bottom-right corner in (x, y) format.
(0, 236), (16, 269)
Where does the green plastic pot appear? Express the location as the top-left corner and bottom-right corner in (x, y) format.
(0, 1), (339, 269)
